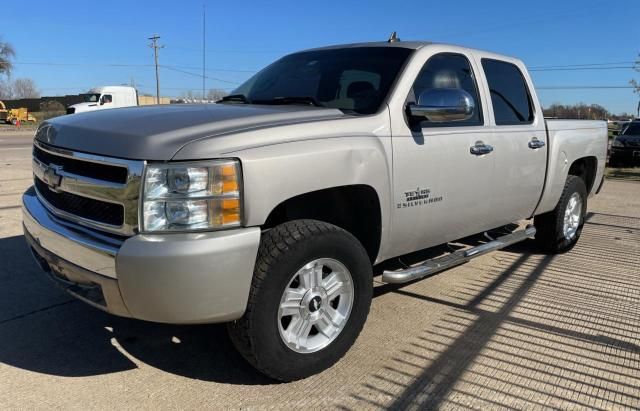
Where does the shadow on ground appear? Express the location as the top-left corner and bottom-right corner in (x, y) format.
(349, 212), (640, 409)
(0, 234), (273, 385)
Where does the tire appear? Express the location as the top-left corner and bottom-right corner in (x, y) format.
(227, 219), (372, 381)
(534, 175), (587, 253)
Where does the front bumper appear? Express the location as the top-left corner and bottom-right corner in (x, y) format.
(610, 147), (640, 164)
(22, 187), (261, 324)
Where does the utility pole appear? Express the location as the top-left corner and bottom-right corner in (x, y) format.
(202, 4), (206, 102)
(148, 34), (163, 104)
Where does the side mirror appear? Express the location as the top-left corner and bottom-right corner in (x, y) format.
(408, 88), (475, 122)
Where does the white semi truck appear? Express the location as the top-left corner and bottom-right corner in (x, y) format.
(66, 86), (139, 114)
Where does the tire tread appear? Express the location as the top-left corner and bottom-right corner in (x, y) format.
(228, 219), (351, 380)
(534, 175), (586, 253)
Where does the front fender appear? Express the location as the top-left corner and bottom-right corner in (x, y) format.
(235, 136), (392, 258)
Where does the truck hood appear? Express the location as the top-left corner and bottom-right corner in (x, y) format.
(37, 104), (345, 160)
(617, 134), (640, 147)
(68, 102), (99, 113)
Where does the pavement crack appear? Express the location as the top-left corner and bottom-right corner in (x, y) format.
(0, 299), (77, 326)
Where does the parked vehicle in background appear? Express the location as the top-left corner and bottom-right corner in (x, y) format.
(23, 39), (608, 381)
(608, 119), (632, 138)
(610, 120), (640, 167)
(66, 86), (139, 114)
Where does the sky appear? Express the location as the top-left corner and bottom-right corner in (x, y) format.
(1, 0), (639, 114)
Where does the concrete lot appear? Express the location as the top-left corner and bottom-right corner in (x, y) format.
(0, 130), (639, 410)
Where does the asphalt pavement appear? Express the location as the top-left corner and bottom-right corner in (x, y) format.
(0, 129), (34, 150)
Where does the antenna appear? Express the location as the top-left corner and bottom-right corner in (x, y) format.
(388, 31), (400, 43)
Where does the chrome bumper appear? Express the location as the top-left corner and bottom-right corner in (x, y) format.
(23, 187), (262, 324)
(23, 186), (120, 278)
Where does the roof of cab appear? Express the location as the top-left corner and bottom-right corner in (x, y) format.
(304, 41), (432, 51)
(298, 41), (520, 64)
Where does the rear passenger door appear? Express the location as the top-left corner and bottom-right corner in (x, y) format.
(479, 58), (547, 224)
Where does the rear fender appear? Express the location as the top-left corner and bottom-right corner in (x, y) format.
(534, 122), (607, 215)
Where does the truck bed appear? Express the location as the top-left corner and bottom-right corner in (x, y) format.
(534, 119), (608, 215)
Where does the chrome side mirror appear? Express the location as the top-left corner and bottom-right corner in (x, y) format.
(408, 88), (475, 122)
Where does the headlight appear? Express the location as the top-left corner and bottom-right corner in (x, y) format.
(141, 160), (242, 232)
(611, 139), (624, 148)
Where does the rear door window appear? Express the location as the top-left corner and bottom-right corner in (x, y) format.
(481, 59), (534, 125)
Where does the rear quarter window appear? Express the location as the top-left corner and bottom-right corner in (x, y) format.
(482, 59), (535, 125)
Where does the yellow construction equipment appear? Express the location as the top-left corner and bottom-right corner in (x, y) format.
(0, 101), (7, 123)
(0, 101), (36, 124)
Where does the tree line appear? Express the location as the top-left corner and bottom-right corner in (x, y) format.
(0, 37), (40, 99)
(542, 103), (633, 120)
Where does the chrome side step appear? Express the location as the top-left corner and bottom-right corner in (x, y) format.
(381, 225), (536, 284)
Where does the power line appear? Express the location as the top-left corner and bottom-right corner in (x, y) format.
(530, 66), (633, 72)
(17, 60), (635, 73)
(165, 45), (290, 54)
(14, 61), (154, 67)
(170, 65), (256, 73)
(13, 61), (258, 73)
(529, 61), (635, 69)
(536, 86), (635, 90)
(161, 65), (241, 85)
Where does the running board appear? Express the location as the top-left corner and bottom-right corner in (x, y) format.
(381, 226), (536, 284)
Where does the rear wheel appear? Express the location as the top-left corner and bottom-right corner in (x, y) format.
(228, 219), (372, 381)
(534, 175), (587, 253)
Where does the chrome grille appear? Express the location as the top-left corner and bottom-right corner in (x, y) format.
(33, 144), (128, 184)
(32, 140), (144, 236)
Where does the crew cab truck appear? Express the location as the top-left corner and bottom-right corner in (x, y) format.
(23, 40), (607, 381)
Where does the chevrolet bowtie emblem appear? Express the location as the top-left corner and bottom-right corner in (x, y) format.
(43, 164), (63, 191)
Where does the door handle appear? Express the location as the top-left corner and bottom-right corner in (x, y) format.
(470, 141), (494, 156)
(528, 137), (546, 149)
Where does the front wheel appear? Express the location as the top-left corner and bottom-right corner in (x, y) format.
(228, 219), (372, 381)
(534, 175), (587, 253)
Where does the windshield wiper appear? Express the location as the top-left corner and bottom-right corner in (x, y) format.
(218, 94), (251, 104)
(254, 96), (323, 107)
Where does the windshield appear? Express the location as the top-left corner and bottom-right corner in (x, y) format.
(81, 93), (101, 103)
(230, 47), (413, 114)
(621, 122), (640, 135)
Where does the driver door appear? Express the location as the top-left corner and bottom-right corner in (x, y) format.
(387, 52), (495, 257)
(99, 94), (113, 108)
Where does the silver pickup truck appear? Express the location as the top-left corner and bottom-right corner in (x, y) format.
(23, 40), (607, 381)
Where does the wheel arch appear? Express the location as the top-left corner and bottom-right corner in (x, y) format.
(262, 185), (382, 263)
(568, 156), (598, 194)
